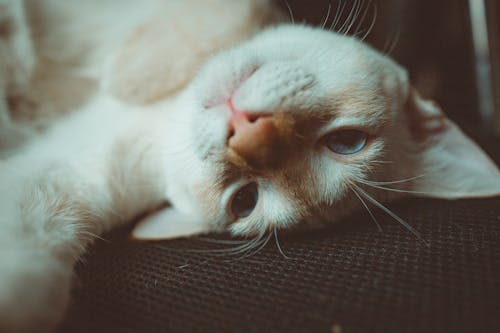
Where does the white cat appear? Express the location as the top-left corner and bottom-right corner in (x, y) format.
(0, 1), (499, 332)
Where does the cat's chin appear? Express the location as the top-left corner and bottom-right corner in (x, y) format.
(200, 66), (260, 111)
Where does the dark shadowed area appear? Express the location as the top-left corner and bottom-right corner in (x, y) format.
(60, 197), (500, 333)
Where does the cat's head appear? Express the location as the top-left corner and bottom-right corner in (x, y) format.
(133, 25), (500, 240)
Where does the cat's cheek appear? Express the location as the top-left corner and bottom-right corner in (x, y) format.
(191, 105), (231, 159)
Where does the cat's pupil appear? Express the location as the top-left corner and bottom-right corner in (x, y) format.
(231, 182), (258, 218)
(325, 130), (368, 155)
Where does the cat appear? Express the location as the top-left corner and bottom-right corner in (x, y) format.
(1, 1), (499, 332)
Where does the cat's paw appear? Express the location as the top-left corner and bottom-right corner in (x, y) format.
(0, 246), (72, 333)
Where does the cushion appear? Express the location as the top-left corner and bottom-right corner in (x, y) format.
(58, 196), (500, 333)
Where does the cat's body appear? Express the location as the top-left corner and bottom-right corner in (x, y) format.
(1, 1), (499, 332)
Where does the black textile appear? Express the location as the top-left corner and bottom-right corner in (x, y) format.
(58, 196), (500, 333)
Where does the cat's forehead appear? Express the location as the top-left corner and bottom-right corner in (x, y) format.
(248, 25), (399, 78)
(198, 24), (407, 121)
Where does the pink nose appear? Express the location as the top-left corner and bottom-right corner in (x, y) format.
(227, 100), (284, 169)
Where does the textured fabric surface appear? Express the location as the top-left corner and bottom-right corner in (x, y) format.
(58, 197), (500, 333)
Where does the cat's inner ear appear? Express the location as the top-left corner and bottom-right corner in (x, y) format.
(405, 88), (500, 198)
(131, 206), (210, 240)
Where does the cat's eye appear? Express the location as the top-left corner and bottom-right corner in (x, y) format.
(325, 129), (368, 155)
(230, 182), (259, 218)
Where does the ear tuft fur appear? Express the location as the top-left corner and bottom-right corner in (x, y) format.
(405, 88), (447, 142)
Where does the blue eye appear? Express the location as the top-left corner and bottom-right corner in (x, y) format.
(231, 182), (258, 218)
(325, 130), (368, 155)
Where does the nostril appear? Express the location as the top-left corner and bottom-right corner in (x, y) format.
(227, 127), (235, 140)
(248, 115), (259, 123)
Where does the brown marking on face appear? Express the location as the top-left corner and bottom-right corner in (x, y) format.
(226, 148), (251, 171)
(335, 84), (388, 120)
(269, 157), (318, 204)
(204, 73), (401, 232)
(193, 179), (223, 221)
(192, 159), (250, 222)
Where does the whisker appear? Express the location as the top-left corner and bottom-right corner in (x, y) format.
(321, 2), (333, 30)
(78, 230), (110, 242)
(187, 232), (264, 254)
(197, 237), (249, 245)
(226, 235), (268, 256)
(338, 0), (358, 34)
(381, 29), (395, 54)
(352, 184), (429, 246)
(348, 184), (382, 232)
(360, 2), (377, 41)
(274, 227), (291, 259)
(355, 178), (433, 195)
(353, 0), (371, 36)
(284, 0), (295, 25)
(359, 173), (427, 186)
(293, 131), (307, 141)
(369, 159), (396, 165)
(386, 28), (401, 55)
(353, 177), (432, 195)
(218, 237), (265, 254)
(345, 0), (364, 35)
(330, 0), (346, 31)
(231, 231), (273, 261)
(382, 28), (400, 55)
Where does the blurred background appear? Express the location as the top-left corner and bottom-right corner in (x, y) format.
(275, 0), (500, 159)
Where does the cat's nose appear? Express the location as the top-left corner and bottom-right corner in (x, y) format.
(227, 100), (287, 169)
(228, 110), (275, 151)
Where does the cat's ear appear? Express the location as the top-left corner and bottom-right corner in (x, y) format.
(131, 207), (210, 240)
(405, 88), (500, 198)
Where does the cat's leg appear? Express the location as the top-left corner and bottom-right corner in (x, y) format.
(0, 138), (166, 333)
(0, 195), (73, 333)
(0, 171), (103, 333)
